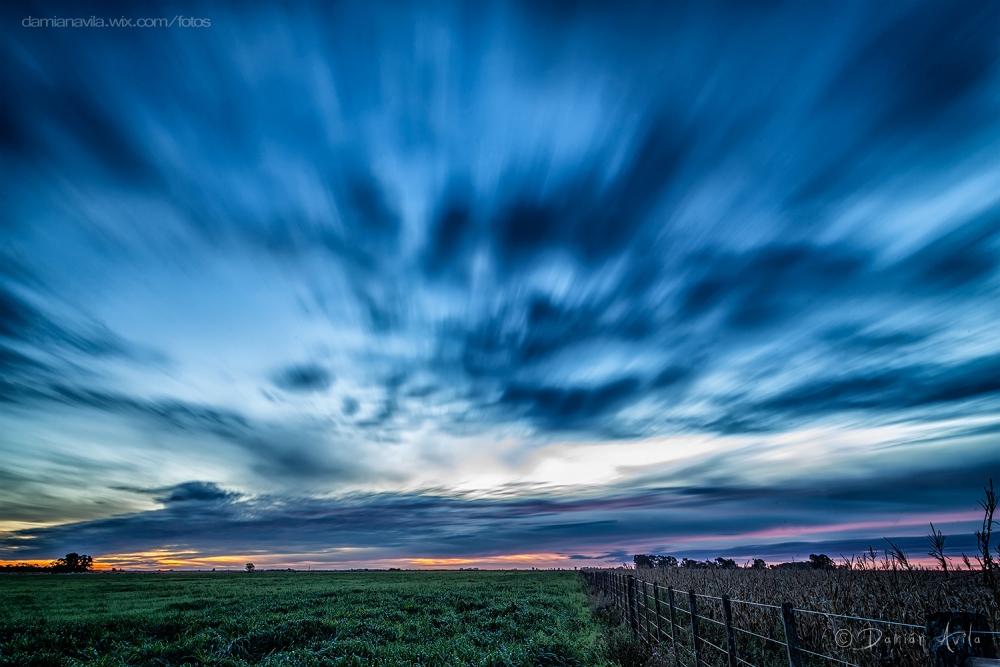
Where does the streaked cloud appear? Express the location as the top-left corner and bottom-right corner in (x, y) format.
(1, 0), (997, 566)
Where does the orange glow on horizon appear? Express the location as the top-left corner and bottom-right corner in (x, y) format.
(0, 559), (57, 567)
(409, 553), (570, 567)
(0, 550), (585, 571)
(0, 559), (114, 571)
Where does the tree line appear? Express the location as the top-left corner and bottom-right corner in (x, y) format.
(2, 553), (94, 573)
(632, 553), (837, 570)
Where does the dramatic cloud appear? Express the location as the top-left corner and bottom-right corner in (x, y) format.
(273, 364), (334, 393)
(1, 0), (997, 566)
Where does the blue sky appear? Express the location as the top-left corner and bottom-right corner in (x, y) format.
(1, 0), (998, 569)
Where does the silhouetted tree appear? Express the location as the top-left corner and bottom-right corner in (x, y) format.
(715, 557), (738, 569)
(634, 554), (681, 568)
(633, 554), (655, 568)
(245, 563), (255, 572)
(51, 553), (93, 573)
(751, 558), (767, 570)
(808, 553), (836, 570)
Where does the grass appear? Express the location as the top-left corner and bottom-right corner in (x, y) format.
(0, 570), (611, 667)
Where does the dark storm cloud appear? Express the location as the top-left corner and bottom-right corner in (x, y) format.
(0, 283), (129, 357)
(0, 40), (161, 189)
(273, 364), (333, 393)
(826, 2), (997, 137)
(790, 3), (999, 207)
(155, 481), (238, 504)
(678, 243), (870, 329)
(3, 453), (994, 563)
(499, 377), (642, 430)
(423, 181), (476, 279)
(488, 115), (691, 268)
(459, 295), (657, 379)
(756, 354), (1000, 417)
(47, 387), (248, 438)
(895, 207), (1000, 291)
(15, 383), (364, 483)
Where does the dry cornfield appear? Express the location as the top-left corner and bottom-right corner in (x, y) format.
(586, 481), (1000, 666)
(588, 562), (997, 667)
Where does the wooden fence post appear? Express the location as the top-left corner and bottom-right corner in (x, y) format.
(668, 587), (680, 667)
(634, 576), (643, 638)
(622, 573), (626, 618)
(653, 582), (663, 644)
(637, 579), (645, 642)
(781, 602), (803, 667)
(642, 580), (651, 643)
(689, 590), (702, 667)
(635, 578), (643, 641)
(627, 575), (638, 636)
(722, 594), (738, 667)
(618, 574), (623, 622)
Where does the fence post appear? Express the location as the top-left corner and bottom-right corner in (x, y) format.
(634, 576), (642, 637)
(636, 578), (644, 640)
(653, 582), (663, 644)
(618, 574), (629, 622)
(722, 594), (738, 667)
(668, 587), (680, 667)
(637, 579), (645, 642)
(618, 574), (628, 621)
(619, 573), (624, 614)
(781, 602), (803, 667)
(642, 580), (651, 643)
(627, 575), (638, 636)
(689, 590), (702, 667)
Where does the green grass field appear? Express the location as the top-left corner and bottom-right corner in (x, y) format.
(0, 570), (610, 667)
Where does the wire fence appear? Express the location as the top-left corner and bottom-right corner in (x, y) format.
(581, 570), (1000, 667)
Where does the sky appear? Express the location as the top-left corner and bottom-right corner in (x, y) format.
(1, 0), (998, 570)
